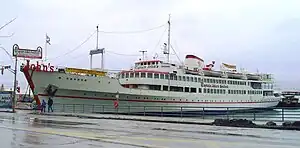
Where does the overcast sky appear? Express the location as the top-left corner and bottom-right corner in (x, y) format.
(1, 0), (300, 92)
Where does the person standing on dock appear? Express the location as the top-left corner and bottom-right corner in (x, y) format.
(48, 97), (53, 112)
(41, 100), (46, 113)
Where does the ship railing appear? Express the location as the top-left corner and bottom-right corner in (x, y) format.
(48, 103), (300, 122)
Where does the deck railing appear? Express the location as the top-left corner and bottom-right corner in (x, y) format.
(48, 103), (300, 122)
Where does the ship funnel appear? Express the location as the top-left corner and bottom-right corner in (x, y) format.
(184, 55), (204, 71)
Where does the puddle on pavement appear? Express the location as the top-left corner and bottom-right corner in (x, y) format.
(32, 118), (94, 126)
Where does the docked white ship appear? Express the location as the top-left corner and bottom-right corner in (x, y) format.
(21, 19), (280, 114)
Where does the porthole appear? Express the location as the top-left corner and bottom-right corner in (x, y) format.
(58, 77), (61, 79)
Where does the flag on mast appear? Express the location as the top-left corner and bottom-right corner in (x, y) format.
(46, 34), (51, 45)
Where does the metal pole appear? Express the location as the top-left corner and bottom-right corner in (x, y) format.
(12, 54), (17, 113)
(45, 34), (47, 61)
(90, 55), (92, 69)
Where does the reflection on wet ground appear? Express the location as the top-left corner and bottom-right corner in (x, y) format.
(0, 111), (300, 148)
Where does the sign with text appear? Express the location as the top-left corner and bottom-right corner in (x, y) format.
(12, 44), (43, 59)
(0, 91), (12, 108)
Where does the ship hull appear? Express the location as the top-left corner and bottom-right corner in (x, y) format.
(24, 69), (280, 114)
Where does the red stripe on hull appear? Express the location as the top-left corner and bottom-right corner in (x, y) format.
(38, 94), (277, 104)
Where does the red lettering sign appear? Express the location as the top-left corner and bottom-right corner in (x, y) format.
(25, 60), (54, 72)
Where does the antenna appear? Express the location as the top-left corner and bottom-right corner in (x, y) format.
(139, 50), (147, 61)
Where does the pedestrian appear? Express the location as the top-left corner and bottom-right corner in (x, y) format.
(41, 100), (46, 113)
(48, 97), (53, 112)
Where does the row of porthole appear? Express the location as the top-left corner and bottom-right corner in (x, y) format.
(82, 92), (273, 102)
(60, 77), (87, 82)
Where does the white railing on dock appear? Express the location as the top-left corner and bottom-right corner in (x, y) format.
(35, 103), (300, 122)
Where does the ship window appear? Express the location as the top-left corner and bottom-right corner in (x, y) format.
(84, 79), (87, 81)
(228, 90), (231, 94)
(66, 77), (69, 80)
(199, 88), (202, 93)
(70, 78), (73, 80)
(160, 74), (164, 79)
(198, 78), (201, 82)
(170, 74), (174, 80)
(141, 73), (146, 78)
(238, 90), (241, 94)
(183, 76), (186, 81)
(130, 73), (134, 78)
(207, 89), (210, 93)
(185, 87), (189, 92)
(190, 77), (193, 82)
(191, 88), (196, 93)
(174, 75), (177, 80)
(178, 76), (182, 81)
(216, 89), (219, 94)
(223, 90), (226, 94)
(244, 90), (246, 94)
(186, 77), (189, 81)
(203, 88), (206, 93)
(121, 73), (125, 78)
(148, 62), (150, 65)
(135, 72), (139, 78)
(58, 77), (61, 79)
(154, 74), (159, 79)
(165, 74), (169, 80)
(147, 73), (153, 78)
(194, 77), (197, 82)
(212, 79), (215, 83)
(163, 85), (168, 91)
(125, 73), (129, 78)
(213, 89), (216, 94)
(152, 62), (155, 65)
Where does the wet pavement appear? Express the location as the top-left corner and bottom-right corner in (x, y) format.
(0, 111), (300, 148)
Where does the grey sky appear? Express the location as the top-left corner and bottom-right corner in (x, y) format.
(1, 0), (300, 92)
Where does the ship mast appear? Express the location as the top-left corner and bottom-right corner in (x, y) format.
(167, 14), (171, 63)
(139, 50), (147, 61)
(90, 25), (105, 70)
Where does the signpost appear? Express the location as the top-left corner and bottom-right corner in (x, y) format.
(11, 44), (43, 112)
